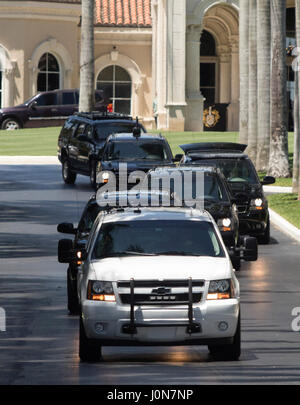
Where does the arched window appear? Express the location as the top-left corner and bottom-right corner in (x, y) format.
(37, 53), (60, 92)
(200, 30), (217, 104)
(96, 65), (131, 114)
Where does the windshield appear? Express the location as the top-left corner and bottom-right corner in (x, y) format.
(193, 158), (259, 184)
(92, 220), (225, 259)
(95, 123), (144, 140)
(105, 141), (169, 161)
(143, 172), (229, 203)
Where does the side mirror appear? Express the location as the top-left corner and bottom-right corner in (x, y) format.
(57, 222), (77, 235)
(58, 239), (74, 263)
(173, 154), (183, 163)
(29, 100), (37, 110)
(261, 176), (275, 186)
(240, 236), (258, 262)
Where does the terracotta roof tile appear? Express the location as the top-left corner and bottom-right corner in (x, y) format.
(95, 0), (151, 27)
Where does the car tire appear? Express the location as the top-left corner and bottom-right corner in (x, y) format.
(89, 160), (97, 190)
(208, 312), (241, 361)
(231, 256), (241, 271)
(79, 315), (102, 362)
(62, 159), (76, 184)
(1, 118), (21, 130)
(257, 217), (270, 245)
(67, 267), (80, 315)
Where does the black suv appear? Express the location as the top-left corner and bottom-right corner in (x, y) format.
(57, 112), (146, 187)
(141, 165), (242, 269)
(0, 89), (107, 130)
(95, 131), (174, 188)
(179, 143), (275, 244)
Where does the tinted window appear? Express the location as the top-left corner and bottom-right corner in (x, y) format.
(78, 203), (101, 232)
(62, 92), (75, 105)
(36, 93), (58, 106)
(147, 171), (229, 203)
(92, 220), (225, 259)
(211, 159), (259, 184)
(105, 141), (169, 161)
(95, 123), (144, 140)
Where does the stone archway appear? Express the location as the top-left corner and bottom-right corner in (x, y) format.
(202, 3), (239, 130)
(94, 52), (143, 118)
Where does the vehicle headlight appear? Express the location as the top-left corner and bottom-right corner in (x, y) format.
(250, 198), (264, 210)
(217, 218), (232, 231)
(207, 279), (233, 300)
(87, 280), (115, 302)
(101, 172), (110, 183)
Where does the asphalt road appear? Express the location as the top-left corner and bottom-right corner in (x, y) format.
(0, 164), (300, 385)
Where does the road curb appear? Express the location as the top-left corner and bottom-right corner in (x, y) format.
(269, 208), (300, 244)
(264, 185), (292, 193)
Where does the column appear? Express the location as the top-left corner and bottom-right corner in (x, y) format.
(165, 0), (187, 131)
(185, 24), (204, 131)
(239, 0), (250, 143)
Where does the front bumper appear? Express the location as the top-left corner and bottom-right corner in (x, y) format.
(81, 299), (240, 345)
(238, 209), (268, 236)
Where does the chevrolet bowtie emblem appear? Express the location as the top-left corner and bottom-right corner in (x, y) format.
(151, 287), (171, 295)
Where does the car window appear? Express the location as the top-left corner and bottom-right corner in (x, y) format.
(86, 125), (94, 141)
(105, 141), (169, 161)
(95, 123), (144, 140)
(78, 203), (101, 232)
(62, 92), (75, 105)
(36, 93), (58, 106)
(75, 124), (86, 138)
(95, 92), (103, 103)
(92, 220), (225, 259)
(216, 159), (259, 184)
(145, 171), (229, 203)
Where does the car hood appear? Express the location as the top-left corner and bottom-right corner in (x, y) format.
(90, 255), (232, 282)
(0, 105), (26, 113)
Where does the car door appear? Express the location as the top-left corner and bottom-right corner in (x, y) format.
(68, 122), (84, 170)
(28, 92), (58, 121)
(60, 90), (77, 117)
(76, 124), (96, 174)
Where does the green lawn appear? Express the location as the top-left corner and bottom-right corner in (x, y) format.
(0, 127), (61, 156)
(0, 127), (295, 187)
(267, 193), (300, 229)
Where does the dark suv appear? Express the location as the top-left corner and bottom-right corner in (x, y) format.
(141, 165), (241, 269)
(0, 89), (107, 130)
(95, 131), (174, 188)
(179, 143), (275, 244)
(58, 112), (146, 187)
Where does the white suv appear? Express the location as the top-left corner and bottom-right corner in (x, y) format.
(76, 208), (254, 362)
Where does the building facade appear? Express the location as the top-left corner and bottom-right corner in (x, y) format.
(0, 0), (296, 131)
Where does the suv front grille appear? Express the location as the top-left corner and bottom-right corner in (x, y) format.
(117, 279), (205, 306)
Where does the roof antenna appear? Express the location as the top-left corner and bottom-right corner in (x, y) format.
(133, 116), (141, 138)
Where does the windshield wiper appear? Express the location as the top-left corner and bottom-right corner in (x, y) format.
(156, 251), (203, 257)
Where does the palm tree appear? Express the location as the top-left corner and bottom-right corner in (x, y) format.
(268, 0), (290, 178)
(293, 62), (299, 193)
(295, 0), (300, 198)
(256, 0), (271, 171)
(79, 0), (95, 112)
(247, 0), (258, 162)
(239, 0), (250, 144)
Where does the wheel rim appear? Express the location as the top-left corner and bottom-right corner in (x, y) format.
(5, 121), (19, 130)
